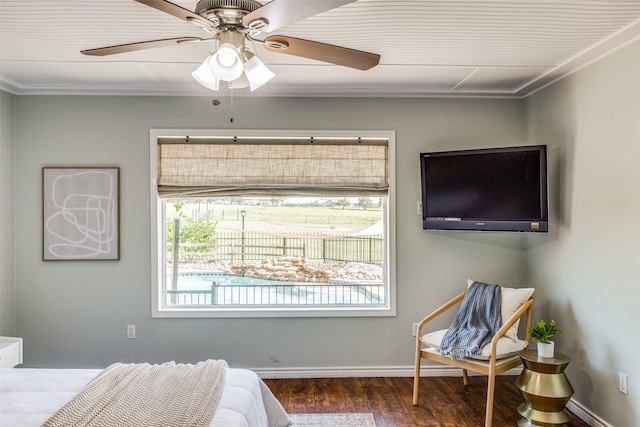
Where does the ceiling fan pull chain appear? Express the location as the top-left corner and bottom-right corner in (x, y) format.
(230, 89), (234, 123)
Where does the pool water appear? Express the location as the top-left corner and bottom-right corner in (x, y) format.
(168, 273), (383, 305)
(176, 273), (289, 289)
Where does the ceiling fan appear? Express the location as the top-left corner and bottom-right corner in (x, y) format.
(82, 0), (381, 91)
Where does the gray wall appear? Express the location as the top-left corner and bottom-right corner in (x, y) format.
(10, 96), (526, 369)
(0, 90), (16, 336)
(525, 39), (640, 426)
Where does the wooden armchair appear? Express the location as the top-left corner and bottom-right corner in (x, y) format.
(413, 287), (534, 427)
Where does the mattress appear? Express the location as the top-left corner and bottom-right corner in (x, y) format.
(0, 367), (291, 427)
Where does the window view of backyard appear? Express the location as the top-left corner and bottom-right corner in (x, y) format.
(163, 196), (386, 309)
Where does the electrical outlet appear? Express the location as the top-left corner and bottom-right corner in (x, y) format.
(417, 201), (422, 216)
(127, 325), (136, 339)
(412, 323), (419, 337)
(619, 372), (628, 394)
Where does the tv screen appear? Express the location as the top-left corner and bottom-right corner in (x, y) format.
(420, 145), (548, 232)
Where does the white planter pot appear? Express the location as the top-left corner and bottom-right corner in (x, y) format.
(537, 341), (555, 358)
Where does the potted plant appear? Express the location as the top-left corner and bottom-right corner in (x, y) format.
(528, 320), (562, 358)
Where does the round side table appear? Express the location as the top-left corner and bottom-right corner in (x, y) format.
(515, 349), (574, 427)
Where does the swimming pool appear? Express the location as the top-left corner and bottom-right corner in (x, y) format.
(167, 273), (384, 306)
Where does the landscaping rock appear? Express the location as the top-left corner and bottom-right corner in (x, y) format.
(179, 257), (383, 283)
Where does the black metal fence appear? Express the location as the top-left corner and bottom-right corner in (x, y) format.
(174, 231), (383, 264)
(166, 282), (384, 306)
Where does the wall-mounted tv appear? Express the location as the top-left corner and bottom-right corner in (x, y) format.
(420, 145), (548, 232)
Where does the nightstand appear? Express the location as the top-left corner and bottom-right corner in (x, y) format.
(0, 337), (23, 368)
(516, 349), (574, 427)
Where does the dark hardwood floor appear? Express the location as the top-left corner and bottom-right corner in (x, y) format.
(264, 376), (590, 427)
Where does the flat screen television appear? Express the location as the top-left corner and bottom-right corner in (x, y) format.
(420, 145), (548, 232)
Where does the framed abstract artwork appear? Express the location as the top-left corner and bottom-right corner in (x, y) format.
(42, 167), (120, 261)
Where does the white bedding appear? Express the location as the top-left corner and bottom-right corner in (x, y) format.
(0, 367), (291, 427)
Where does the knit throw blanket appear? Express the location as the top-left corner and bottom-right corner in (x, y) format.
(440, 282), (502, 360)
(43, 359), (228, 427)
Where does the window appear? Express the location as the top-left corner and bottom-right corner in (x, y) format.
(150, 129), (395, 318)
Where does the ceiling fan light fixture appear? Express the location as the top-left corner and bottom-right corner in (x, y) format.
(243, 55), (275, 91)
(192, 56), (220, 90)
(210, 42), (244, 81)
(228, 72), (250, 89)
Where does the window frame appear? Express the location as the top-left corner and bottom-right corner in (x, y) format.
(150, 129), (396, 318)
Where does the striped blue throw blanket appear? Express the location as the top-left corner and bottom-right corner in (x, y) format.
(440, 281), (502, 360)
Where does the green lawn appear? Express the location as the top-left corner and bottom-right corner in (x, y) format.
(169, 202), (382, 235)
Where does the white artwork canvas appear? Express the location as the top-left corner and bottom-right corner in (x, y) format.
(43, 167), (120, 260)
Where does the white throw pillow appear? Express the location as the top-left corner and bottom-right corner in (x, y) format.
(467, 279), (534, 342)
(422, 328), (528, 360)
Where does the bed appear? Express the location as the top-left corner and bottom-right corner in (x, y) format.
(0, 363), (292, 427)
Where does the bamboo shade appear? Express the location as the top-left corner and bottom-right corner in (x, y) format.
(157, 137), (388, 198)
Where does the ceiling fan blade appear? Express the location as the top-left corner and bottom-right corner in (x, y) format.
(81, 37), (205, 56)
(264, 36), (380, 71)
(244, 0), (354, 33)
(135, 0), (212, 28)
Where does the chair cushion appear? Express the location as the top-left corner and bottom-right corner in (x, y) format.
(467, 279), (534, 342)
(422, 328), (528, 360)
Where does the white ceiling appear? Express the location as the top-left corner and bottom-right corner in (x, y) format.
(2, 0), (640, 98)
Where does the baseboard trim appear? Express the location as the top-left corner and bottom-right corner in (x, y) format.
(565, 398), (612, 427)
(253, 365), (607, 427)
(252, 364), (522, 379)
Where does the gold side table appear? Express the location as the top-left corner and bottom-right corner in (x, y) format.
(516, 350), (574, 427)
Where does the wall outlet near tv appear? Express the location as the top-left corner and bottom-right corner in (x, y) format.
(619, 372), (628, 394)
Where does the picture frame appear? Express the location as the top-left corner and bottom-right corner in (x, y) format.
(42, 167), (120, 261)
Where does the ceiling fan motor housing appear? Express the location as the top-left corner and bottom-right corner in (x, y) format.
(195, 0), (262, 26)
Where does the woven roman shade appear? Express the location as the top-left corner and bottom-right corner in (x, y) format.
(157, 137), (389, 198)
